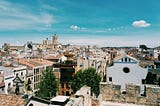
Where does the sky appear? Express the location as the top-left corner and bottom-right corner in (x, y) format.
(0, 0), (160, 47)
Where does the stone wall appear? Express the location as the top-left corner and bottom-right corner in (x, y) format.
(100, 82), (160, 105)
(66, 85), (92, 106)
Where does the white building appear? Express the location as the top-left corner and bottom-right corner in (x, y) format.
(19, 59), (54, 95)
(45, 54), (67, 63)
(0, 66), (14, 94)
(107, 54), (148, 93)
(149, 49), (160, 59)
(13, 65), (27, 81)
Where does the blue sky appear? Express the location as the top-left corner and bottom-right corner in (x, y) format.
(0, 0), (160, 47)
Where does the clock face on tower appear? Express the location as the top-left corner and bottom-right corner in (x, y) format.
(123, 67), (130, 73)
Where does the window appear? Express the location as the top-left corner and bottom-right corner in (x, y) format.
(34, 76), (36, 82)
(34, 69), (36, 74)
(21, 72), (23, 76)
(123, 67), (130, 73)
(121, 59), (123, 62)
(122, 91), (126, 94)
(66, 91), (70, 96)
(36, 69), (39, 74)
(128, 59), (131, 62)
(125, 58), (127, 62)
(8, 83), (11, 88)
(109, 77), (112, 82)
(28, 78), (31, 84)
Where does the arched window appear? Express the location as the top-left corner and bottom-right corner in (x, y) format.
(121, 59), (123, 62)
(128, 58), (131, 62)
(125, 58), (127, 62)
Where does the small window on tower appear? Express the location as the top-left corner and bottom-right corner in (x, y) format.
(109, 77), (112, 82)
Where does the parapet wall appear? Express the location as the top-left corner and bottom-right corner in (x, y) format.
(100, 82), (160, 105)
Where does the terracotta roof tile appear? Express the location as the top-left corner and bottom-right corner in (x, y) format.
(0, 94), (25, 106)
(46, 54), (64, 60)
(19, 59), (54, 68)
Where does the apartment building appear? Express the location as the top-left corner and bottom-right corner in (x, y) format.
(19, 59), (54, 95)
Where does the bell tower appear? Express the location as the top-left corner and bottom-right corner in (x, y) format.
(52, 34), (59, 45)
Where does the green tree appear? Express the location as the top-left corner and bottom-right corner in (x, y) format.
(158, 54), (160, 61)
(146, 72), (154, 84)
(37, 68), (58, 99)
(139, 45), (148, 50)
(70, 67), (101, 97)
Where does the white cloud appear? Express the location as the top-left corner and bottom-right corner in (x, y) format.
(70, 25), (81, 30)
(0, 1), (56, 31)
(132, 20), (151, 28)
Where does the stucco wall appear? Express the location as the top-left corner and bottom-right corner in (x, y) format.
(107, 63), (147, 92)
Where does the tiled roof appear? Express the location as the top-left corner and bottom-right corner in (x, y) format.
(0, 94), (25, 106)
(46, 54), (64, 60)
(19, 59), (54, 68)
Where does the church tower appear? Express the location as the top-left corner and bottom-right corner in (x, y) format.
(52, 34), (62, 49)
(52, 34), (59, 45)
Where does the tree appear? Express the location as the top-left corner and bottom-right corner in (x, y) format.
(146, 72), (154, 84)
(37, 68), (58, 99)
(139, 45), (148, 50)
(158, 78), (160, 86)
(70, 67), (101, 97)
(158, 54), (160, 61)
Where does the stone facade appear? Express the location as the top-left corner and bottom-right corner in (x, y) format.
(100, 82), (160, 105)
(66, 85), (92, 106)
